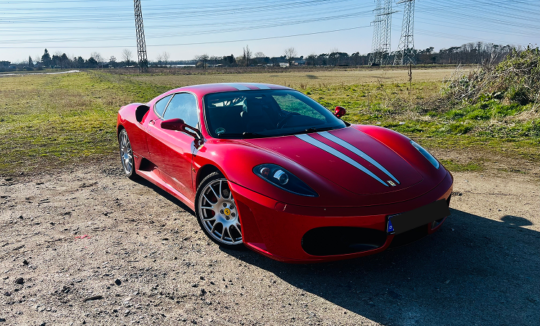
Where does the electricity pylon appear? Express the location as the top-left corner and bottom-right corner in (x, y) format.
(369, 0), (383, 66)
(134, 0), (148, 72)
(394, 0), (416, 66)
(369, 0), (394, 66)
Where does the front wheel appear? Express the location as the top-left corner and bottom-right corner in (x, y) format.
(195, 172), (244, 249)
(118, 129), (138, 180)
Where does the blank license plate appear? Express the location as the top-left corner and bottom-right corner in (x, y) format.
(388, 200), (450, 235)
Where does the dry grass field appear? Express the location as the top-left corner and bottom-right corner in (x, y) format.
(131, 68), (458, 89)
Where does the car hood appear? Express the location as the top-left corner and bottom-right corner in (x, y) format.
(242, 127), (423, 195)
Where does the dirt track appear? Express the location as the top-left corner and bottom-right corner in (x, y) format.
(1, 159), (539, 325)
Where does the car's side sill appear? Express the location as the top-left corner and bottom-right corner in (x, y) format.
(136, 167), (195, 211)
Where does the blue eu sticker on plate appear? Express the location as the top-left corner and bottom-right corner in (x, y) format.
(387, 220), (395, 233)
(387, 215), (397, 234)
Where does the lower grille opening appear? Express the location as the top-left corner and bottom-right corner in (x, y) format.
(389, 225), (429, 248)
(302, 227), (387, 256)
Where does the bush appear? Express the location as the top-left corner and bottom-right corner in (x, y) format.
(506, 85), (531, 105)
(442, 47), (540, 105)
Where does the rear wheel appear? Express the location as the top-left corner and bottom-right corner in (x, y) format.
(118, 129), (137, 180)
(196, 172), (244, 249)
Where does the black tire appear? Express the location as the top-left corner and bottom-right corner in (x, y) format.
(118, 129), (138, 180)
(195, 172), (245, 250)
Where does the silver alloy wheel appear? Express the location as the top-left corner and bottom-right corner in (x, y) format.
(198, 178), (243, 245)
(119, 131), (133, 175)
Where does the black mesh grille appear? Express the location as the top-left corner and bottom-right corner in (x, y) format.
(302, 227), (387, 256)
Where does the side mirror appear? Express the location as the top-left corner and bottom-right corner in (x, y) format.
(161, 118), (186, 132)
(335, 106), (347, 118)
(161, 118), (203, 140)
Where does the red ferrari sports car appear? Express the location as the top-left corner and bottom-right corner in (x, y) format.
(117, 82), (453, 263)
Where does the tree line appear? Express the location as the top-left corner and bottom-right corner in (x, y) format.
(0, 48), (139, 72)
(0, 41), (526, 72)
(192, 42), (524, 68)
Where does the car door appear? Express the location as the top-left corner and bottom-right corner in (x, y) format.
(146, 92), (199, 199)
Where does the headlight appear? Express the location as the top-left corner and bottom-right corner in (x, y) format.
(253, 164), (318, 197)
(410, 141), (440, 169)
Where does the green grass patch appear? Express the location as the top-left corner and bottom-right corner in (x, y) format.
(440, 159), (484, 172)
(0, 72), (169, 174)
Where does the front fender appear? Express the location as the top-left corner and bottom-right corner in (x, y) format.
(192, 139), (352, 207)
(117, 103), (151, 158)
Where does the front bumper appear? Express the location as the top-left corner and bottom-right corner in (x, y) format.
(229, 171), (454, 263)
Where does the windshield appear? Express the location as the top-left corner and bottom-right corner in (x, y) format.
(204, 90), (346, 139)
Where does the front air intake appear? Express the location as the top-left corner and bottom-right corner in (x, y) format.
(302, 227), (387, 256)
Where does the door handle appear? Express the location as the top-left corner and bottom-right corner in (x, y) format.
(149, 120), (155, 126)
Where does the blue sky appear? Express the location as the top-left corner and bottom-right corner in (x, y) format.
(1, 0), (539, 62)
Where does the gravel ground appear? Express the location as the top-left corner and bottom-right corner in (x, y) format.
(0, 160), (539, 326)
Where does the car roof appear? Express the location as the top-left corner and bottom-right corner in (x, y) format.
(162, 83), (293, 98)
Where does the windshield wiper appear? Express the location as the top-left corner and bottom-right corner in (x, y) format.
(279, 126), (337, 137)
(216, 132), (267, 139)
(242, 132), (267, 138)
(302, 126), (336, 134)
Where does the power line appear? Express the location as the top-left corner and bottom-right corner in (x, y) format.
(0, 0), (354, 23)
(0, 10), (373, 44)
(3, 0), (538, 35)
(0, 0), (538, 59)
(0, 26), (370, 49)
(1, 4), (369, 35)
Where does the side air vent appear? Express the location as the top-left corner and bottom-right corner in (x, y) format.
(135, 105), (150, 123)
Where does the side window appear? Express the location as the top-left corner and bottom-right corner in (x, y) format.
(162, 93), (198, 128)
(154, 95), (172, 118)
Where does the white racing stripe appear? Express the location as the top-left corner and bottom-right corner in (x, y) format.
(248, 83), (271, 90)
(318, 131), (400, 184)
(296, 134), (389, 187)
(222, 83), (251, 91)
